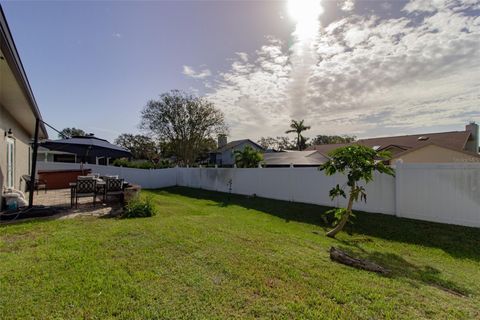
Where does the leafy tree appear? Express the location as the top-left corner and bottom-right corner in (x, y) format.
(257, 136), (296, 151)
(58, 127), (86, 138)
(299, 135), (310, 150)
(114, 133), (160, 160)
(319, 145), (395, 238)
(276, 136), (296, 151)
(234, 145), (264, 168)
(140, 90), (227, 165)
(312, 135), (356, 145)
(257, 137), (279, 150)
(285, 119), (311, 150)
(196, 137), (218, 163)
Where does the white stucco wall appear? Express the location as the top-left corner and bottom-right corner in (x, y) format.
(0, 105), (32, 194)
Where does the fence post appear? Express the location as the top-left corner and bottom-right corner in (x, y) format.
(175, 165), (179, 186)
(394, 161), (403, 217)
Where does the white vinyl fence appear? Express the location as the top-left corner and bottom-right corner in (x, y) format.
(37, 162), (480, 228)
(36, 162), (176, 189)
(395, 163), (480, 227)
(175, 167), (396, 215)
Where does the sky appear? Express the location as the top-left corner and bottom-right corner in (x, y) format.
(2, 0), (479, 143)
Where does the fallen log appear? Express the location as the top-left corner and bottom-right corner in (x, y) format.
(329, 247), (390, 275)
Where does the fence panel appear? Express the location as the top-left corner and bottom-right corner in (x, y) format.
(37, 162), (480, 227)
(36, 162), (176, 189)
(396, 163), (480, 227)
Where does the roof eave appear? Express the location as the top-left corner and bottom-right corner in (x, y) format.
(0, 6), (48, 138)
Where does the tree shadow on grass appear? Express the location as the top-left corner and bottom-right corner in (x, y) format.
(336, 244), (471, 298)
(154, 187), (480, 261)
(154, 187), (330, 228)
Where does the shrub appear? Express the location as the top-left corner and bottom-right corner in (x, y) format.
(122, 195), (156, 218)
(112, 158), (171, 169)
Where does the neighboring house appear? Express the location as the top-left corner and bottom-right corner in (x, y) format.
(36, 147), (77, 163)
(0, 7), (48, 206)
(210, 136), (265, 167)
(308, 123), (480, 164)
(263, 150), (327, 167)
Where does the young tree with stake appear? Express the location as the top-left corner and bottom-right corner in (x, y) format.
(319, 145), (395, 238)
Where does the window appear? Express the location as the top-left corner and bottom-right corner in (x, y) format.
(6, 138), (15, 188)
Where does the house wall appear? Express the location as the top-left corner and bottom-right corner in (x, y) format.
(392, 144), (480, 163)
(221, 141), (264, 166)
(465, 123), (479, 153)
(0, 104), (32, 195)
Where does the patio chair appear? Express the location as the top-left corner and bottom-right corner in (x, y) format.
(22, 175), (47, 195)
(73, 176), (97, 208)
(103, 177), (124, 203)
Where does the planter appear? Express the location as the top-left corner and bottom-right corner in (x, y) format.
(124, 184), (142, 203)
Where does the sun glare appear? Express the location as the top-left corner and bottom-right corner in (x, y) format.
(287, 0), (323, 40)
(287, 0), (323, 23)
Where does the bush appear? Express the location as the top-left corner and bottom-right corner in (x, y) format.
(112, 158), (171, 169)
(122, 195), (156, 218)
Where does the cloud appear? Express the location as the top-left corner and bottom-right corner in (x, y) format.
(341, 0), (355, 12)
(112, 33), (122, 39)
(182, 65), (212, 79)
(204, 0), (480, 140)
(235, 52), (249, 62)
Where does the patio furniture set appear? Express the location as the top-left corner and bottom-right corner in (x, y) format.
(69, 174), (128, 208)
(22, 175), (48, 195)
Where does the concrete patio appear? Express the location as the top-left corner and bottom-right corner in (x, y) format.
(29, 188), (97, 208)
(25, 188), (123, 219)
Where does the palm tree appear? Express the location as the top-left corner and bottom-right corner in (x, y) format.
(285, 120), (311, 150)
(234, 146), (264, 168)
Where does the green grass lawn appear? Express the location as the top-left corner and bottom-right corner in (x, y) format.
(1, 187), (480, 319)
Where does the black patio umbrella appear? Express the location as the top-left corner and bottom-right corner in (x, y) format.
(39, 135), (131, 163)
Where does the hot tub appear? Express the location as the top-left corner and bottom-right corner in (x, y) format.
(37, 169), (92, 190)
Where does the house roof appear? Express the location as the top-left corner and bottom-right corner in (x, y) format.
(356, 131), (471, 151)
(308, 131), (472, 156)
(263, 150), (328, 166)
(217, 139), (265, 153)
(306, 143), (349, 155)
(391, 142), (480, 161)
(0, 6), (48, 138)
